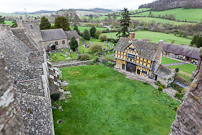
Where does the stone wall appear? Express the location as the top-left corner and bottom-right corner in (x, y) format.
(170, 48), (202, 135)
(52, 59), (93, 68)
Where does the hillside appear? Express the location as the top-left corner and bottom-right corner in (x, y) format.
(132, 8), (202, 22)
(139, 0), (202, 11)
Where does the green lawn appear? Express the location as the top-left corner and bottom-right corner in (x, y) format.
(134, 8), (202, 22)
(177, 73), (191, 82)
(53, 65), (176, 135)
(161, 57), (182, 64)
(5, 20), (13, 26)
(168, 64), (196, 74)
(101, 31), (191, 45)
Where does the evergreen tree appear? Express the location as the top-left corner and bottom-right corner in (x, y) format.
(83, 29), (90, 40)
(11, 20), (17, 27)
(0, 16), (5, 24)
(116, 8), (131, 38)
(40, 16), (51, 30)
(73, 24), (80, 35)
(69, 36), (78, 51)
(54, 16), (71, 31)
(90, 26), (96, 38)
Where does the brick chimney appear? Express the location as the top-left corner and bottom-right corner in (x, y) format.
(129, 33), (135, 41)
(156, 40), (164, 63)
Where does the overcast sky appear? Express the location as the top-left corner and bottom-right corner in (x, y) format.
(0, 0), (154, 13)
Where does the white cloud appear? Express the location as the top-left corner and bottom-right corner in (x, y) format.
(0, 0), (154, 13)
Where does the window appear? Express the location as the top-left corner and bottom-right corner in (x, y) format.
(142, 70), (147, 75)
(129, 47), (134, 51)
(55, 41), (58, 45)
(30, 25), (33, 29)
(62, 40), (65, 44)
(128, 53), (135, 59)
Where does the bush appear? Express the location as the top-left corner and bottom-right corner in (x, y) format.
(99, 34), (108, 42)
(174, 105), (178, 111)
(93, 56), (99, 63)
(94, 30), (101, 39)
(175, 92), (180, 98)
(79, 54), (91, 61)
(158, 86), (163, 91)
(165, 30), (169, 34)
(175, 67), (179, 73)
(89, 43), (102, 53)
(107, 38), (118, 43)
(161, 84), (165, 88)
(51, 93), (60, 101)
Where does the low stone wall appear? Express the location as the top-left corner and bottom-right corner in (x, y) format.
(98, 57), (116, 64)
(52, 60), (93, 68)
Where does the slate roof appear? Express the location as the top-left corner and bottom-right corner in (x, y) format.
(41, 28), (67, 41)
(114, 37), (159, 60)
(65, 30), (80, 40)
(163, 43), (200, 59)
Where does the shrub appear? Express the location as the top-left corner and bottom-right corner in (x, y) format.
(51, 93), (60, 101)
(83, 29), (90, 40)
(89, 43), (102, 53)
(158, 86), (163, 91)
(175, 67), (179, 73)
(99, 34), (108, 42)
(94, 30), (101, 39)
(174, 105), (178, 111)
(165, 30), (169, 34)
(161, 84), (165, 88)
(93, 56), (99, 63)
(175, 92), (180, 98)
(79, 54), (91, 61)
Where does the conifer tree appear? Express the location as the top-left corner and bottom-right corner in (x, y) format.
(83, 29), (90, 40)
(116, 8), (131, 38)
(69, 36), (78, 51)
(90, 26), (96, 38)
(40, 16), (51, 30)
(73, 24), (80, 35)
(0, 16), (5, 24)
(11, 20), (17, 27)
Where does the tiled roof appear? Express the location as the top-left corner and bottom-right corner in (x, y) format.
(41, 28), (67, 41)
(64, 30), (80, 40)
(163, 43), (200, 59)
(114, 37), (159, 60)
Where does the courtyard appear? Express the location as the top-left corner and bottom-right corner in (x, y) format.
(53, 65), (177, 135)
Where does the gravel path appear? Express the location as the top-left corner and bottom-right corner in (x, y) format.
(162, 62), (187, 66)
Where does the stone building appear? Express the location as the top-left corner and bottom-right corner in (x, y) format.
(114, 33), (165, 80)
(170, 48), (202, 135)
(16, 19), (80, 51)
(41, 28), (68, 50)
(65, 30), (80, 45)
(163, 43), (200, 61)
(0, 24), (65, 134)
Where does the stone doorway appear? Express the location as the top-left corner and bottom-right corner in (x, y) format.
(126, 63), (136, 73)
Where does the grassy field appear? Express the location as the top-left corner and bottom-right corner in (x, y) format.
(161, 57), (182, 64)
(53, 65), (176, 135)
(134, 8), (202, 22)
(101, 31), (191, 45)
(130, 17), (195, 25)
(168, 64), (196, 75)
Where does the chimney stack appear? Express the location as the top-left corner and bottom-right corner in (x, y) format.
(129, 33), (135, 41)
(156, 40), (164, 62)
